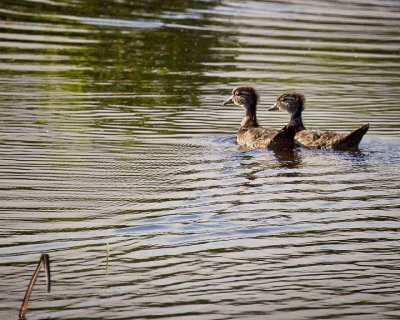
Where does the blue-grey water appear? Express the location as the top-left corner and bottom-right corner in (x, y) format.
(1, 0), (400, 319)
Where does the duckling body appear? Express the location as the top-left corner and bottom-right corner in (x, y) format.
(294, 125), (369, 149)
(223, 87), (295, 150)
(237, 120), (295, 150)
(269, 92), (369, 150)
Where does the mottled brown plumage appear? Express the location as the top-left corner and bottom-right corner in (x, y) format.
(222, 87), (295, 150)
(268, 92), (369, 150)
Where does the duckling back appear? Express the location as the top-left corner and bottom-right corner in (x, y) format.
(238, 124), (295, 150)
(295, 124), (369, 150)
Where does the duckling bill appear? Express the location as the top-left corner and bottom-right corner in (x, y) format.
(223, 87), (295, 150)
(268, 92), (369, 150)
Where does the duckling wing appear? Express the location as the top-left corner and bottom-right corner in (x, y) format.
(237, 127), (275, 148)
(238, 125), (295, 150)
(295, 129), (342, 149)
(295, 124), (369, 150)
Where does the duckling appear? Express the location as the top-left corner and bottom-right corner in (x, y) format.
(222, 87), (295, 150)
(268, 92), (369, 150)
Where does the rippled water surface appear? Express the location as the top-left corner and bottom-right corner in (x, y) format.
(1, 0), (400, 319)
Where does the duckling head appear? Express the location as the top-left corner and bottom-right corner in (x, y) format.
(268, 92), (305, 116)
(222, 86), (259, 110)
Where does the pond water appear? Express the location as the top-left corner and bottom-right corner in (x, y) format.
(1, 0), (400, 319)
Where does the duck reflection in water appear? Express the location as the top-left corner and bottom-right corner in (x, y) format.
(235, 149), (303, 184)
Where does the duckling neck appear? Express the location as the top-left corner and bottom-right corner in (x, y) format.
(241, 116), (259, 128)
(241, 104), (259, 128)
(289, 111), (306, 132)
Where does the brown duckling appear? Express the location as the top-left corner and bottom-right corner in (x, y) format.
(268, 92), (369, 150)
(222, 87), (295, 150)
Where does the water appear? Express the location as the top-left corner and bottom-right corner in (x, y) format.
(1, 0), (400, 319)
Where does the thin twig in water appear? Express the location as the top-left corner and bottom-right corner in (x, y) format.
(19, 254), (51, 319)
(106, 242), (110, 274)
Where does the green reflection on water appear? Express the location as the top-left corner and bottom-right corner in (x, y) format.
(1, 0), (229, 139)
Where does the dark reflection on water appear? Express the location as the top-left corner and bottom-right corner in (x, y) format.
(1, 0), (400, 319)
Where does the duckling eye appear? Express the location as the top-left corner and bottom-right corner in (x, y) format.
(234, 91), (240, 96)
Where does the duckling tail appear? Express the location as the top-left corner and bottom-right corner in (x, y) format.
(269, 124), (296, 150)
(333, 123), (370, 150)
